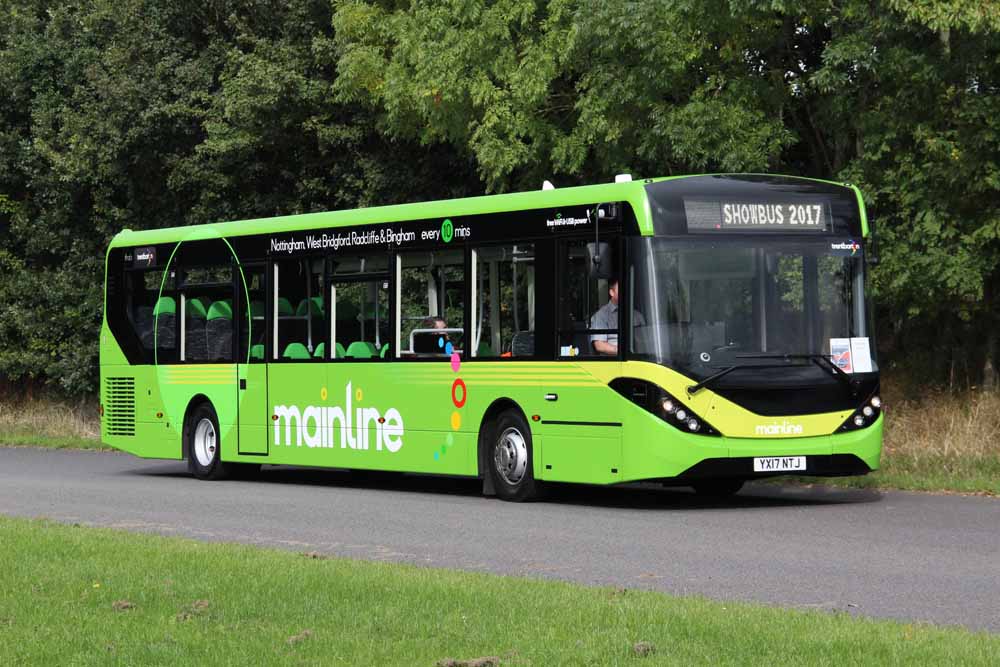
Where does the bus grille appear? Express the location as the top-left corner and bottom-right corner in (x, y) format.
(104, 377), (136, 437)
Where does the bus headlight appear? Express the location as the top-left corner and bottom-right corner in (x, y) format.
(838, 388), (882, 432)
(609, 378), (721, 437)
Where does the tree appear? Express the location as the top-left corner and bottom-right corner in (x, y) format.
(0, 0), (478, 395)
(333, 0), (1000, 388)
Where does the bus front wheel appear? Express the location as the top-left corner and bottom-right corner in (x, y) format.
(186, 402), (235, 481)
(488, 410), (541, 502)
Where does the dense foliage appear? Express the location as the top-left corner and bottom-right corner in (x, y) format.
(1, 0), (997, 394)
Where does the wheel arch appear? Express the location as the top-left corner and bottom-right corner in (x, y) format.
(477, 397), (528, 496)
(181, 393), (213, 460)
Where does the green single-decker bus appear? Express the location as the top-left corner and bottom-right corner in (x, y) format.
(100, 174), (882, 500)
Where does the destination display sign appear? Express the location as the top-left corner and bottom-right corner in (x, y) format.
(684, 199), (830, 233)
(124, 246), (157, 268)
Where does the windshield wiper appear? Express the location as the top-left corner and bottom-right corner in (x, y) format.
(735, 352), (860, 394)
(687, 365), (741, 395)
(687, 353), (861, 396)
(809, 354), (861, 395)
(686, 361), (796, 395)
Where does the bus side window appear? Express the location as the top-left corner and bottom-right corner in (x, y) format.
(398, 249), (465, 358)
(125, 268), (174, 356)
(327, 253), (391, 360)
(274, 258), (324, 361)
(472, 244), (535, 358)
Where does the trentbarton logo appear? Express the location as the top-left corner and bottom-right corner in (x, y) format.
(831, 240), (861, 255)
(273, 382), (404, 452)
(754, 420), (804, 436)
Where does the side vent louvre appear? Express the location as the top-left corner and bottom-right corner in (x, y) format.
(104, 377), (136, 437)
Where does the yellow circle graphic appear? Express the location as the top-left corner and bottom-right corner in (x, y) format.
(320, 387), (328, 401)
(356, 388), (363, 402)
(450, 411), (461, 430)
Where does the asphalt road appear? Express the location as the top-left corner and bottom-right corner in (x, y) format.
(1, 448), (998, 632)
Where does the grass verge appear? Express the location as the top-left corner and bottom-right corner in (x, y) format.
(0, 432), (108, 450)
(789, 452), (1000, 495)
(0, 396), (106, 450)
(794, 387), (1000, 495)
(0, 516), (998, 665)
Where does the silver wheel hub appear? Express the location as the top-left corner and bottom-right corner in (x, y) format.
(494, 427), (528, 486)
(193, 417), (217, 467)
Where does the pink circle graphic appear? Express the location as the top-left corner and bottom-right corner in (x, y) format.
(450, 352), (461, 372)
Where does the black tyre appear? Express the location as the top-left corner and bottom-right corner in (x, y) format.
(186, 402), (235, 480)
(691, 479), (744, 497)
(488, 409), (541, 502)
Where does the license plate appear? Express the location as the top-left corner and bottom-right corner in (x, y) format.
(753, 456), (806, 472)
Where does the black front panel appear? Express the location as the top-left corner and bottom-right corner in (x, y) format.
(709, 376), (880, 416)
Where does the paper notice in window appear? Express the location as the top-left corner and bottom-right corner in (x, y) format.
(830, 338), (853, 373)
(850, 337), (873, 373)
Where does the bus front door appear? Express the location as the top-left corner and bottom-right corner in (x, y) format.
(237, 263), (269, 455)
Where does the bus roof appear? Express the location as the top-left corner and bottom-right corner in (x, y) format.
(108, 174), (862, 248)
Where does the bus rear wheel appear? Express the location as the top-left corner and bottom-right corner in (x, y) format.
(488, 410), (541, 502)
(186, 402), (235, 481)
(691, 479), (744, 497)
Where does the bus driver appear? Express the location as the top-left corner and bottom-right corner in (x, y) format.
(590, 278), (645, 355)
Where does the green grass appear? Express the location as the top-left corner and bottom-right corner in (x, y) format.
(0, 517), (997, 665)
(0, 432), (108, 450)
(0, 397), (105, 451)
(787, 453), (1000, 495)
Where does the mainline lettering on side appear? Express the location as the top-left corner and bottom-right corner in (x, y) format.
(273, 382), (404, 452)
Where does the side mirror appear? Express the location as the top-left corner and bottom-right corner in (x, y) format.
(587, 241), (613, 279)
(597, 202), (621, 222)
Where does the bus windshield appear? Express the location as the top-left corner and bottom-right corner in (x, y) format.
(630, 236), (876, 380)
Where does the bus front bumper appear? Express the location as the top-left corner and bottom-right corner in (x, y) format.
(626, 414), (883, 484)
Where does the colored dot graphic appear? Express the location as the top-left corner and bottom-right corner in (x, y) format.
(436, 335), (466, 461)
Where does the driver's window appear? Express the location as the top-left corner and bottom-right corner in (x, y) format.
(557, 239), (623, 358)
